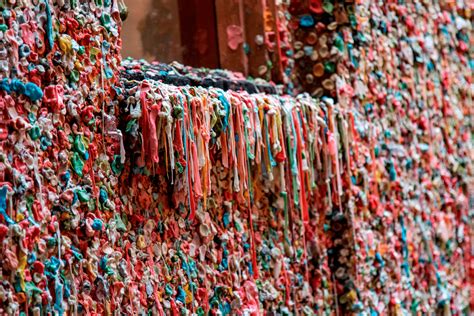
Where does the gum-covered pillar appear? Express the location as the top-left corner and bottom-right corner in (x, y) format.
(288, 0), (362, 313)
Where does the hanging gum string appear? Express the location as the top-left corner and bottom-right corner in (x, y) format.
(292, 108), (310, 284)
(181, 93), (196, 221)
(246, 152), (259, 281)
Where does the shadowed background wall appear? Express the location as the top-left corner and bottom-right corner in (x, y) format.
(121, 0), (183, 63)
(121, 0), (220, 68)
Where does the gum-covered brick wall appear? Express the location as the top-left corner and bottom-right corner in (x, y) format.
(0, 1), (123, 314)
(0, 1), (472, 315)
(289, 0), (472, 313)
(330, 1), (472, 313)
